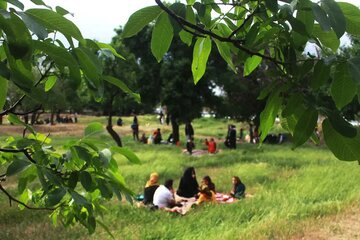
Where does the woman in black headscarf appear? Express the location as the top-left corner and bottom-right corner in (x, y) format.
(176, 167), (199, 198)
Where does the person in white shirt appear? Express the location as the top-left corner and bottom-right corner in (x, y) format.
(153, 179), (176, 208)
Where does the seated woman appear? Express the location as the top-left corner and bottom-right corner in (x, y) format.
(230, 176), (246, 199)
(197, 176), (216, 204)
(176, 167), (199, 198)
(205, 138), (217, 154)
(143, 172), (159, 205)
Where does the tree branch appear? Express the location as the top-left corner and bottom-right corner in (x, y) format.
(0, 184), (55, 211)
(227, 8), (258, 39)
(10, 105), (43, 116)
(154, 0), (284, 64)
(0, 148), (37, 164)
(0, 62), (54, 117)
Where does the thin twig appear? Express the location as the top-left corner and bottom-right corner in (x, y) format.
(0, 148), (37, 164)
(227, 8), (258, 39)
(10, 105), (43, 116)
(0, 62), (54, 117)
(0, 184), (55, 211)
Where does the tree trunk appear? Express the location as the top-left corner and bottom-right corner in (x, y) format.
(31, 112), (37, 125)
(249, 122), (254, 144)
(171, 115), (179, 144)
(50, 110), (55, 125)
(106, 95), (122, 147)
(0, 116), (2, 125)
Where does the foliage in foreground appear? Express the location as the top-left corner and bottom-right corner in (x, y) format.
(0, 0), (140, 234)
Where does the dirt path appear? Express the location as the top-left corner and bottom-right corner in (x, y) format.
(292, 206), (360, 240)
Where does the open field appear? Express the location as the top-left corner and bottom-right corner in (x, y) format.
(0, 116), (359, 240)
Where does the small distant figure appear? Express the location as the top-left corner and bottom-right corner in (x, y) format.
(117, 117), (123, 126)
(165, 113), (170, 126)
(239, 128), (244, 140)
(186, 138), (195, 155)
(153, 128), (162, 144)
(131, 115), (139, 141)
(167, 133), (175, 144)
(230, 176), (246, 199)
(74, 112), (78, 123)
(140, 133), (147, 144)
(205, 138), (217, 154)
(253, 127), (259, 144)
(225, 125), (236, 149)
(159, 111), (164, 124)
(185, 121), (194, 140)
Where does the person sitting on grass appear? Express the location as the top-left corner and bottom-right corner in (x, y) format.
(153, 179), (178, 208)
(176, 167), (199, 199)
(230, 176), (246, 199)
(197, 176), (216, 204)
(205, 138), (217, 154)
(143, 172), (160, 205)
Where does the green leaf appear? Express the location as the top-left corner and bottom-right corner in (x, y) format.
(259, 91), (282, 142)
(214, 39), (236, 73)
(95, 42), (125, 60)
(7, 113), (35, 134)
(282, 93), (304, 118)
(331, 62), (357, 110)
(323, 119), (360, 161)
(84, 122), (104, 137)
(44, 75), (57, 92)
(321, 0), (346, 38)
(292, 107), (318, 148)
(99, 148), (112, 167)
(68, 171), (78, 189)
(47, 187), (66, 206)
(18, 12), (48, 40)
(35, 40), (81, 88)
(192, 37), (212, 84)
(97, 179), (113, 199)
(6, 159), (31, 176)
(87, 216), (96, 234)
(179, 30), (193, 46)
(310, 60), (330, 89)
(110, 146), (141, 164)
(55, 6), (70, 16)
(244, 51), (263, 77)
(347, 57), (360, 85)
(311, 3), (331, 31)
(151, 12), (174, 62)
(25, 9), (83, 41)
(0, 76), (8, 110)
(103, 75), (141, 103)
(328, 112), (357, 138)
(122, 6), (162, 38)
(312, 24), (340, 52)
(6, 0), (24, 10)
(338, 2), (360, 36)
(80, 171), (94, 192)
(69, 190), (89, 205)
(74, 47), (102, 87)
(265, 0), (278, 13)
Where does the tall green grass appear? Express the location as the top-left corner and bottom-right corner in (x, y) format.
(1, 118), (360, 239)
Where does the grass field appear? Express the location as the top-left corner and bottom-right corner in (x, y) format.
(0, 116), (359, 240)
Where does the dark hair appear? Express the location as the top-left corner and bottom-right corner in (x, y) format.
(233, 176), (241, 185)
(203, 175), (215, 192)
(164, 179), (173, 189)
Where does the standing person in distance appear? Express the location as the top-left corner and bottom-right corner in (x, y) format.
(185, 121), (194, 140)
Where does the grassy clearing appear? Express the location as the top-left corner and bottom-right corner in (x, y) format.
(0, 116), (359, 240)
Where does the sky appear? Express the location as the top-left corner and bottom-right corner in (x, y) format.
(31, 0), (360, 44)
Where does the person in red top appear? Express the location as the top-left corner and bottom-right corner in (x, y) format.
(205, 138), (217, 154)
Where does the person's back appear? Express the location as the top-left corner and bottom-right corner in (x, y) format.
(153, 180), (175, 208)
(143, 185), (159, 205)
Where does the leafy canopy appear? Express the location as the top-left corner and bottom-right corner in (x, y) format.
(124, 0), (360, 162)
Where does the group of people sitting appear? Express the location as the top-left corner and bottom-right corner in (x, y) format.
(139, 167), (246, 214)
